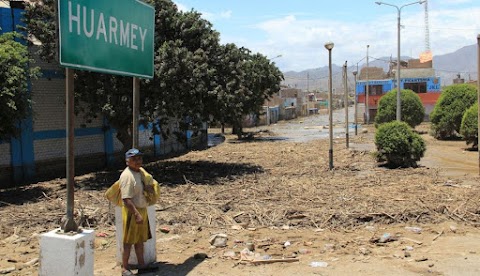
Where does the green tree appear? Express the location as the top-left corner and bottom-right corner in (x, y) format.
(23, 0), (282, 146)
(375, 121), (426, 168)
(0, 32), (40, 140)
(207, 46), (283, 139)
(430, 84), (477, 139)
(21, 0), (56, 62)
(145, 3), (222, 143)
(206, 43), (246, 136)
(374, 89), (424, 128)
(460, 103), (478, 148)
(23, 0), (220, 149)
(241, 51), (284, 129)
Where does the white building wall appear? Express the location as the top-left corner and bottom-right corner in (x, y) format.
(0, 144), (11, 166)
(31, 78), (65, 132)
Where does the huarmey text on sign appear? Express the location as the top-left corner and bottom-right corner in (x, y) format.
(58, 0), (155, 78)
(68, 2), (148, 52)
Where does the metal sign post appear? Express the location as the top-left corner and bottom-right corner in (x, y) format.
(60, 67), (78, 233)
(133, 77), (140, 148)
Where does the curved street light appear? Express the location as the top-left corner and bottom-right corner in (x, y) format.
(324, 41), (334, 170)
(375, 1), (425, 121)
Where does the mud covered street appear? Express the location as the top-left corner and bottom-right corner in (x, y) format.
(1, 114), (480, 275)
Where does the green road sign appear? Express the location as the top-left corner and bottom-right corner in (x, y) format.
(58, 0), (154, 78)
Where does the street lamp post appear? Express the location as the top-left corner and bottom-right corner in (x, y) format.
(353, 70), (358, 135)
(376, 0), (425, 121)
(325, 41), (334, 170)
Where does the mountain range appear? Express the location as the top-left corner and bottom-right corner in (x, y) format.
(282, 44), (478, 93)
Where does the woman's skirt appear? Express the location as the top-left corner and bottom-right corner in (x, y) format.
(122, 206), (152, 244)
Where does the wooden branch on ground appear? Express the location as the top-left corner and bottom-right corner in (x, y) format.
(250, 258), (299, 265)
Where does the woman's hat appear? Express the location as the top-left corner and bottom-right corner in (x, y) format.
(125, 148), (143, 158)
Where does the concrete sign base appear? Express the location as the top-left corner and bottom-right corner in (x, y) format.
(39, 229), (94, 276)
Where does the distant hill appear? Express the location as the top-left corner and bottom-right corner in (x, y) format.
(433, 44), (477, 85)
(283, 44), (478, 93)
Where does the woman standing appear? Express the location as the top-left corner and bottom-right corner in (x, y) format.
(119, 148), (153, 276)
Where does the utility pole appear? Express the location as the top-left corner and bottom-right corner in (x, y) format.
(477, 34), (480, 175)
(344, 61), (349, 148)
(307, 72), (310, 92)
(353, 70), (358, 135)
(366, 45), (370, 124)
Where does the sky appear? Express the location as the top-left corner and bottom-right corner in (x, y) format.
(173, 0), (480, 72)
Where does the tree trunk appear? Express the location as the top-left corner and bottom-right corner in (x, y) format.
(116, 126), (132, 153)
(232, 124), (243, 139)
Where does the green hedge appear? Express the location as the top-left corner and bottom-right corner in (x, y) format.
(375, 121), (426, 168)
(460, 103), (478, 148)
(430, 84), (477, 139)
(374, 89), (424, 128)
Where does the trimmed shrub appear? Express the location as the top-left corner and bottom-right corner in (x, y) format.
(460, 103), (478, 148)
(375, 89), (425, 128)
(375, 121), (426, 168)
(430, 84), (477, 139)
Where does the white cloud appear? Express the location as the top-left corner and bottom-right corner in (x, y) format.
(200, 10), (232, 21)
(240, 7), (480, 72)
(220, 10), (232, 19)
(440, 0), (472, 4)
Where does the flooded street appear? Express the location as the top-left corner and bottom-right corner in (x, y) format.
(261, 106), (362, 143)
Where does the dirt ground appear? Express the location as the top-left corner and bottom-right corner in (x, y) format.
(1, 121), (480, 276)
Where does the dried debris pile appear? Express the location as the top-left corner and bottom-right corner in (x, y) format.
(1, 131), (480, 241)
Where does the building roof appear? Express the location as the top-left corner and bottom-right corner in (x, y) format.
(280, 88), (302, 98)
(359, 67), (386, 80)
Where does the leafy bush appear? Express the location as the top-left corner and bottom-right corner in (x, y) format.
(430, 84), (477, 139)
(0, 32), (40, 140)
(374, 89), (425, 128)
(460, 103), (478, 148)
(375, 121), (426, 167)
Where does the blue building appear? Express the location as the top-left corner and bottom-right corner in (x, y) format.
(356, 65), (441, 121)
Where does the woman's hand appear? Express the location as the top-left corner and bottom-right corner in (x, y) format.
(135, 212), (144, 224)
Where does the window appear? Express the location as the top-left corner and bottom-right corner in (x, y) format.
(365, 84), (383, 95)
(404, 82), (427, 93)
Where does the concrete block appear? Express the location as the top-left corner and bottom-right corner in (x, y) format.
(39, 229), (94, 276)
(115, 206), (156, 265)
